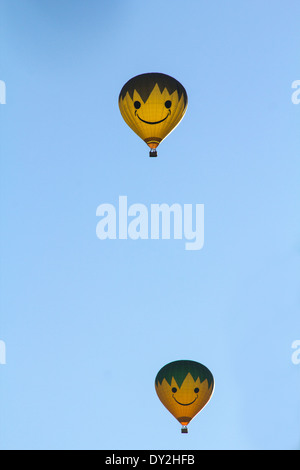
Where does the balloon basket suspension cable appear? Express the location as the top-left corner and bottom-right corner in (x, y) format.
(149, 149), (158, 158)
(181, 426), (188, 434)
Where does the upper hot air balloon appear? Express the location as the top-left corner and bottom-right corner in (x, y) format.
(119, 73), (188, 157)
(155, 360), (214, 433)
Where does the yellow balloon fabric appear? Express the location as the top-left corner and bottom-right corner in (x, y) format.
(119, 73), (188, 156)
(155, 360), (214, 432)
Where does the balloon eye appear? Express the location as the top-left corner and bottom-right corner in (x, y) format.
(194, 387), (199, 393)
(165, 100), (172, 109)
(134, 101), (141, 109)
(172, 387), (177, 393)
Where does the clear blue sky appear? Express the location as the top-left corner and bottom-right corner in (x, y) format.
(0, 0), (299, 450)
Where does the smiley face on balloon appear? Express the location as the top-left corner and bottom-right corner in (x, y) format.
(119, 73), (188, 157)
(155, 360), (214, 433)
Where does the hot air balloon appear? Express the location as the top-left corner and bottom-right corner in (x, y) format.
(119, 73), (188, 157)
(155, 360), (214, 433)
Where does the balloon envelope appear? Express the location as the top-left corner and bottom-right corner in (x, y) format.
(155, 360), (214, 432)
(119, 73), (188, 156)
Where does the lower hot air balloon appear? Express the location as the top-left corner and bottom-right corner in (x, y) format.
(119, 73), (188, 157)
(155, 360), (214, 433)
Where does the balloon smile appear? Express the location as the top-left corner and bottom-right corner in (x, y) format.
(172, 394), (198, 406)
(135, 109), (171, 125)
